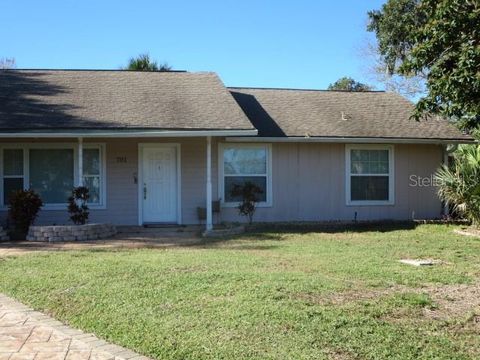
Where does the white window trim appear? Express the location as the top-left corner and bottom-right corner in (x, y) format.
(345, 144), (395, 206)
(218, 143), (273, 208)
(83, 143), (107, 210)
(0, 143), (106, 210)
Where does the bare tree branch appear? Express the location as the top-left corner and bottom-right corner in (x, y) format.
(358, 39), (426, 100)
(0, 57), (16, 69)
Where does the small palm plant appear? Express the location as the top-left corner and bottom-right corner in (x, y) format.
(124, 53), (171, 72)
(435, 144), (480, 227)
(230, 182), (264, 224)
(68, 186), (90, 225)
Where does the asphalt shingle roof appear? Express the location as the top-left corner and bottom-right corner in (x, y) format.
(229, 87), (471, 141)
(0, 70), (254, 131)
(0, 70), (472, 141)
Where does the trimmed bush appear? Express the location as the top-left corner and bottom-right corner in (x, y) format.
(7, 189), (43, 240)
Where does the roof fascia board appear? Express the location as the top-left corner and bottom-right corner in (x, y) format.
(0, 129), (258, 138)
(225, 136), (475, 145)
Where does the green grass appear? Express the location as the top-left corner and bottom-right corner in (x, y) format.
(0, 224), (479, 359)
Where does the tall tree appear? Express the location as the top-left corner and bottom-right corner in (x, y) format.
(124, 54), (171, 71)
(367, 0), (480, 130)
(328, 77), (373, 91)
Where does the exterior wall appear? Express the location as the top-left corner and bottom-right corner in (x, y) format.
(219, 143), (444, 222)
(0, 138), (443, 226)
(0, 137), (214, 226)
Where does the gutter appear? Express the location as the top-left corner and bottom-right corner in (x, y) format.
(0, 129), (258, 138)
(225, 136), (475, 145)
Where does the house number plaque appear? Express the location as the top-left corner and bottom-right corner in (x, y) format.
(116, 156), (127, 163)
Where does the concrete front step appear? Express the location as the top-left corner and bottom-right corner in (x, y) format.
(116, 225), (203, 238)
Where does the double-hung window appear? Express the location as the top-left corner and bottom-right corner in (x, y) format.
(346, 145), (394, 205)
(2, 149), (25, 206)
(219, 144), (272, 206)
(82, 147), (103, 204)
(29, 148), (75, 204)
(1, 144), (105, 208)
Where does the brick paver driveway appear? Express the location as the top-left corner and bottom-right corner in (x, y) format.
(0, 294), (150, 360)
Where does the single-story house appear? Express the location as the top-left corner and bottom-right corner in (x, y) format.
(0, 70), (474, 230)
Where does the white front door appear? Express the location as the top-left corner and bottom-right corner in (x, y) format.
(141, 145), (178, 224)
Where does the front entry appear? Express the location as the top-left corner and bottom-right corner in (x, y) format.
(140, 145), (179, 224)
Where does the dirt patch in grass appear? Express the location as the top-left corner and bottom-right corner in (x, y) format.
(293, 285), (410, 305)
(324, 348), (355, 360)
(422, 281), (480, 321)
(294, 281), (480, 321)
(454, 227), (480, 238)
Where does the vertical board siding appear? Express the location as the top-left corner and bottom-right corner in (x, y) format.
(91, 140), (138, 224)
(0, 139), (443, 226)
(220, 143), (443, 222)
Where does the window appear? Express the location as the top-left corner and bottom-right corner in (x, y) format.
(346, 145), (394, 205)
(219, 144), (272, 206)
(83, 148), (102, 204)
(1, 144), (105, 208)
(30, 149), (74, 204)
(2, 149), (25, 205)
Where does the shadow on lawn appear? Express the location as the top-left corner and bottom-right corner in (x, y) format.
(247, 220), (419, 234)
(205, 243), (282, 251)
(197, 232), (285, 250)
(190, 221), (421, 250)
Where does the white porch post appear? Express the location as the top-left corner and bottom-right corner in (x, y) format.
(77, 137), (83, 187)
(206, 136), (213, 231)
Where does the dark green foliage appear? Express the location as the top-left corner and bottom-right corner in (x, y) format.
(230, 181), (263, 224)
(328, 77), (373, 91)
(68, 186), (90, 225)
(124, 53), (171, 71)
(367, 0), (424, 74)
(367, 0), (480, 130)
(7, 189), (43, 240)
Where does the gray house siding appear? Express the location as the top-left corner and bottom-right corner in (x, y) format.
(0, 139), (443, 226)
(0, 138), (216, 226)
(219, 143), (443, 222)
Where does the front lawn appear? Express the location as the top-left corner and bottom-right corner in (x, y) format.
(0, 224), (479, 359)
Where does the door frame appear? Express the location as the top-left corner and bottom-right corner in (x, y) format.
(137, 143), (182, 225)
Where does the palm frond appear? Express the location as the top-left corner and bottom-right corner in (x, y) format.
(436, 144), (480, 226)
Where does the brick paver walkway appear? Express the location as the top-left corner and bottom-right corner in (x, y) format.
(0, 294), (150, 360)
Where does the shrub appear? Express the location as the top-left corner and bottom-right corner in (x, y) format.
(68, 186), (90, 225)
(230, 181), (264, 224)
(436, 144), (480, 227)
(7, 189), (43, 240)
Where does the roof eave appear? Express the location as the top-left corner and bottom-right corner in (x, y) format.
(0, 129), (258, 138)
(225, 136), (475, 145)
